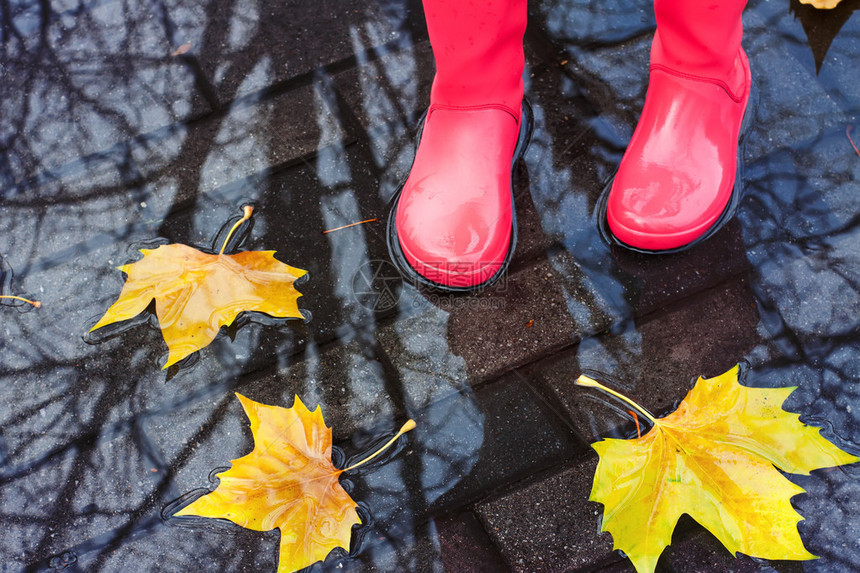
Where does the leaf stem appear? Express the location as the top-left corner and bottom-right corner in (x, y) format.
(0, 295), (41, 308)
(575, 375), (658, 425)
(341, 419), (416, 473)
(626, 410), (642, 438)
(219, 206), (254, 255)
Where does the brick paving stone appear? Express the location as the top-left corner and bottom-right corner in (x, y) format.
(523, 57), (612, 201)
(660, 524), (805, 573)
(437, 511), (509, 572)
(510, 157), (558, 268)
(608, 219), (752, 318)
(0, 81), (350, 257)
(149, 83), (349, 206)
(334, 39), (435, 141)
(529, 0), (654, 49)
(530, 209), (751, 341)
(561, 34), (650, 135)
(536, 276), (761, 444)
(444, 259), (592, 384)
(476, 455), (618, 572)
(231, 337), (405, 442)
(431, 373), (586, 511)
(0, 415), (173, 567)
(591, 561), (636, 573)
(376, 254), (611, 400)
(1, 0), (211, 192)
(72, 519), (276, 573)
(345, 520), (445, 573)
(375, 291), (471, 412)
(166, 0), (414, 102)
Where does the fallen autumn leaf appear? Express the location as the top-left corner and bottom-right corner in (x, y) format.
(578, 364), (859, 573)
(90, 206), (307, 368)
(175, 394), (415, 573)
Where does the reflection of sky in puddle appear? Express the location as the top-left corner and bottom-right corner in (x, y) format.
(0, 0), (859, 570)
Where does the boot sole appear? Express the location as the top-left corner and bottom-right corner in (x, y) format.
(386, 99), (534, 293)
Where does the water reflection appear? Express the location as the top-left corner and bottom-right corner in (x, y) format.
(791, 0), (859, 72)
(1, 0), (859, 571)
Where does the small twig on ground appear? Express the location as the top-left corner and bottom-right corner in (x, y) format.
(322, 218), (378, 234)
(848, 125), (860, 158)
(171, 43), (191, 57)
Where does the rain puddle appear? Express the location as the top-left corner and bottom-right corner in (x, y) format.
(1, 0), (858, 571)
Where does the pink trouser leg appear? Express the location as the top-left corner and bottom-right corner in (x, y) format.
(653, 0), (747, 80)
(424, 0), (526, 115)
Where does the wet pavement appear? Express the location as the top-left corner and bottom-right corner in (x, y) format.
(1, 0), (859, 571)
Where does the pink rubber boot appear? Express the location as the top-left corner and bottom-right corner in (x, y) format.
(388, 0), (530, 290)
(606, 0), (751, 252)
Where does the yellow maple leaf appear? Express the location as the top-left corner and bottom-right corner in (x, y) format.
(176, 394), (415, 573)
(577, 364), (859, 573)
(798, 0), (843, 8)
(90, 207), (307, 368)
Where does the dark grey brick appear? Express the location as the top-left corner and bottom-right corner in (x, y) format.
(374, 291), (473, 412)
(437, 511), (508, 573)
(476, 455), (619, 572)
(0, 0), (211, 191)
(431, 373), (586, 511)
(660, 522), (805, 573)
(536, 276), (761, 444)
(229, 337), (406, 443)
(529, 0), (655, 48)
(444, 259), (587, 384)
(166, 0), (415, 102)
(335, 39), (435, 137)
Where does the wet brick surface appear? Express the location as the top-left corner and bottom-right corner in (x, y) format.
(476, 455), (619, 572)
(536, 275), (762, 443)
(2, 0), (859, 571)
(429, 373), (586, 511)
(437, 511), (509, 572)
